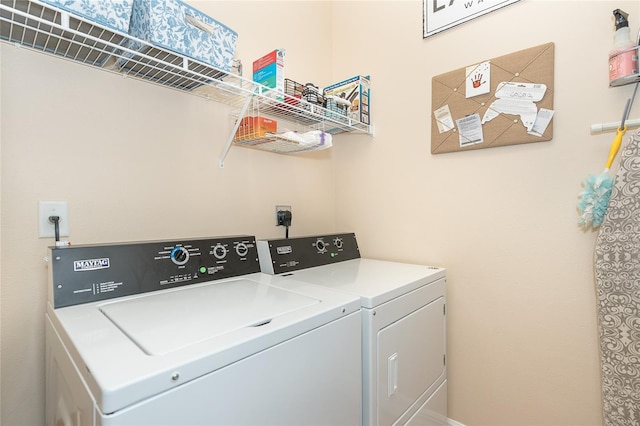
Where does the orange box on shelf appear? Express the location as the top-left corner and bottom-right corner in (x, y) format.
(233, 116), (278, 141)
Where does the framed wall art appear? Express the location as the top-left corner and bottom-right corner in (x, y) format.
(423, 0), (521, 38)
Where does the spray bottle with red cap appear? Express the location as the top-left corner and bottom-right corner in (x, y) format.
(609, 9), (639, 83)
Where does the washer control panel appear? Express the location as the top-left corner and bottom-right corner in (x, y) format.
(257, 233), (360, 275)
(49, 236), (260, 308)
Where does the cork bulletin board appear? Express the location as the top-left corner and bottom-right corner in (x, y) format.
(431, 42), (555, 154)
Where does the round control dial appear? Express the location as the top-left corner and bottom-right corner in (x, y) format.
(333, 237), (343, 249)
(170, 246), (189, 266)
(213, 244), (227, 260)
(316, 239), (327, 253)
(235, 243), (249, 257)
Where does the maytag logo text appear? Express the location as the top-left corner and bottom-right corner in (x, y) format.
(74, 258), (110, 272)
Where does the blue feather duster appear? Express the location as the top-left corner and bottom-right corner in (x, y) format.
(577, 172), (614, 228)
(577, 126), (626, 229)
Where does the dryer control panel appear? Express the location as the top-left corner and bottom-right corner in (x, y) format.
(257, 233), (361, 274)
(49, 236), (260, 308)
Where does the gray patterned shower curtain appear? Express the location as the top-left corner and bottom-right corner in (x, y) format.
(595, 128), (640, 425)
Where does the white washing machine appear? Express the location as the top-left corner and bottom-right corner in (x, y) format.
(46, 235), (362, 426)
(258, 233), (447, 426)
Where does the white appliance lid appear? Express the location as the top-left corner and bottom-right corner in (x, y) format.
(99, 279), (319, 355)
(49, 273), (361, 414)
(283, 258), (446, 308)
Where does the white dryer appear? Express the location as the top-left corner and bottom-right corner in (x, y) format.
(258, 233), (447, 426)
(46, 235), (362, 425)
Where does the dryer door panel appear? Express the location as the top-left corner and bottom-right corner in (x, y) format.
(377, 297), (445, 425)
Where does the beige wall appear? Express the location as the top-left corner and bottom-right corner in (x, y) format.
(0, 2), (336, 425)
(330, 0), (640, 425)
(1, 1), (640, 425)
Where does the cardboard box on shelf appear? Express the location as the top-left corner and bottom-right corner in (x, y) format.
(253, 49), (285, 100)
(323, 75), (370, 125)
(233, 116), (278, 141)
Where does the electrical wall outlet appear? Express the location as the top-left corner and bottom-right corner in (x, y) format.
(39, 201), (69, 238)
(275, 205), (291, 226)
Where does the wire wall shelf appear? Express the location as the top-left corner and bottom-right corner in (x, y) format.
(229, 99), (346, 155)
(0, 0), (372, 166)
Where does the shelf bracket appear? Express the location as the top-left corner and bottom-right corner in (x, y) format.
(219, 94), (253, 168)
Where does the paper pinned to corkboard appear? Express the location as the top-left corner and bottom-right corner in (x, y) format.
(431, 42), (554, 154)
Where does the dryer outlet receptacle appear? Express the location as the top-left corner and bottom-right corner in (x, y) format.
(275, 205), (292, 226)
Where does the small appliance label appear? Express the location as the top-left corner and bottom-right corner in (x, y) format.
(74, 258), (110, 272)
(276, 246), (292, 255)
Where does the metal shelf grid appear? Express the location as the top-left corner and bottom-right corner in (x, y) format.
(0, 0), (260, 107)
(230, 99), (341, 154)
(0, 0), (371, 165)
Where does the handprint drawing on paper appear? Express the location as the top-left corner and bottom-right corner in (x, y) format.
(472, 73), (485, 88)
(465, 61), (491, 98)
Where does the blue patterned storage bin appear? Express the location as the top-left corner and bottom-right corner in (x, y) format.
(126, 0), (238, 71)
(40, 0), (134, 33)
(0, 0), (132, 66)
